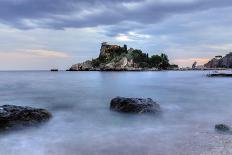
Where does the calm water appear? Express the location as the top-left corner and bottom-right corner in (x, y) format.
(0, 71), (232, 155)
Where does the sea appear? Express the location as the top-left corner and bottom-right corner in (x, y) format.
(0, 71), (232, 155)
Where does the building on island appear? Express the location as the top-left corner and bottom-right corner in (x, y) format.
(215, 55), (222, 59)
(99, 42), (121, 58)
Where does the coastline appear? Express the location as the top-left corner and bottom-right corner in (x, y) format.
(65, 68), (232, 72)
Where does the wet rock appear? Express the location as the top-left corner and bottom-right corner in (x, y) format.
(0, 105), (51, 130)
(110, 97), (160, 113)
(215, 124), (231, 132)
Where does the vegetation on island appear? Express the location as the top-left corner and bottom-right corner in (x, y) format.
(92, 46), (175, 69)
(69, 42), (178, 71)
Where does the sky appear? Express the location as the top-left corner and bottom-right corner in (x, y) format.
(1, 0), (232, 70)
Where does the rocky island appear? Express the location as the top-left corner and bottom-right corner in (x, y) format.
(68, 42), (178, 71)
(204, 52), (232, 68)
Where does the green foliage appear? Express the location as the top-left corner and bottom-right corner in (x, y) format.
(161, 53), (169, 62)
(159, 53), (169, 69)
(139, 62), (149, 68)
(149, 55), (162, 67)
(98, 55), (108, 63)
(103, 46), (128, 61)
(123, 44), (127, 52)
(91, 44), (176, 70)
(92, 55), (109, 67)
(148, 53), (171, 69)
(92, 58), (101, 67)
(131, 50), (149, 63)
(113, 47), (127, 57)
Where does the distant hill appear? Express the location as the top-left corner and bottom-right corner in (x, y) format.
(68, 42), (177, 71)
(204, 53), (232, 68)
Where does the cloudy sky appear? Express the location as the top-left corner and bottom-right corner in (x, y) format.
(0, 0), (232, 70)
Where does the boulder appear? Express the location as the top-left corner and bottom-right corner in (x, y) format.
(215, 124), (231, 132)
(110, 97), (160, 113)
(0, 105), (51, 130)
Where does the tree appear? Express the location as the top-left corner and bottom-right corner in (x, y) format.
(160, 53), (170, 69)
(161, 53), (169, 62)
(131, 50), (149, 64)
(149, 55), (162, 68)
(92, 58), (100, 67)
(123, 44), (127, 53)
(146, 53), (149, 59)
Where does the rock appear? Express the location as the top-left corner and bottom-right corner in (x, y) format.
(0, 105), (51, 130)
(101, 56), (129, 71)
(207, 73), (232, 77)
(69, 60), (93, 71)
(204, 58), (221, 68)
(204, 52), (232, 68)
(215, 124), (231, 132)
(110, 97), (160, 113)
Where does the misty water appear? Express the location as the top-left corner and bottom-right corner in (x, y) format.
(0, 71), (232, 155)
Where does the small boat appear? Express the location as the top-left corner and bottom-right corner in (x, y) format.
(51, 69), (58, 72)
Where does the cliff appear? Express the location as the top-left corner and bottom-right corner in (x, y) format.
(68, 42), (175, 71)
(204, 53), (232, 68)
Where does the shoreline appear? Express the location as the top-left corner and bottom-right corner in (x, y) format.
(66, 68), (232, 72)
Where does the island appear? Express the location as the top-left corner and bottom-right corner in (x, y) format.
(68, 42), (178, 71)
(204, 52), (232, 69)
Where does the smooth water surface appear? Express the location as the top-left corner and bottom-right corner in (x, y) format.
(0, 71), (232, 155)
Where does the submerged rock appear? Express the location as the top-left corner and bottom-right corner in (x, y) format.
(110, 97), (160, 113)
(215, 124), (231, 132)
(0, 105), (51, 130)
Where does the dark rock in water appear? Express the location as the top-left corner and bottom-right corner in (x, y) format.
(215, 124), (231, 132)
(51, 69), (58, 72)
(0, 105), (51, 130)
(207, 73), (232, 77)
(110, 97), (160, 113)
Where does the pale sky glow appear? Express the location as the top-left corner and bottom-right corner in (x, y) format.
(23, 49), (69, 58)
(0, 0), (232, 70)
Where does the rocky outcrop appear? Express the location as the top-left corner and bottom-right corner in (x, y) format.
(0, 105), (51, 130)
(204, 58), (221, 68)
(110, 97), (160, 113)
(204, 53), (232, 68)
(221, 53), (232, 68)
(69, 60), (93, 71)
(215, 124), (232, 133)
(100, 56), (134, 71)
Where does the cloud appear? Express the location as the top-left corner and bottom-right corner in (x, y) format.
(23, 49), (70, 58)
(207, 44), (232, 51)
(115, 31), (150, 42)
(115, 34), (133, 42)
(0, 0), (232, 69)
(0, 50), (71, 70)
(1, 0), (232, 30)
